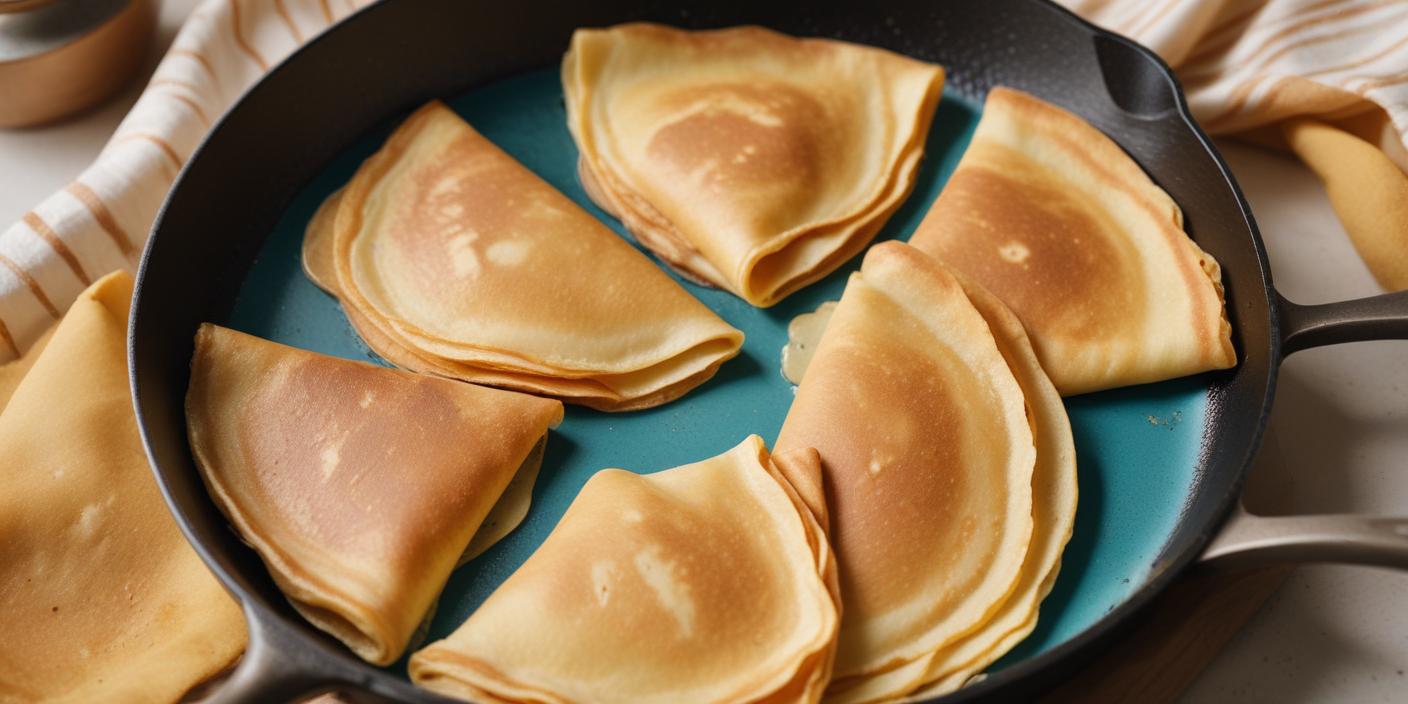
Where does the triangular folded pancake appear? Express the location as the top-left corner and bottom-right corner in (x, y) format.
(774, 242), (1036, 691)
(820, 268), (1078, 703)
(409, 436), (839, 703)
(307, 101), (743, 411)
(186, 324), (563, 665)
(563, 23), (945, 307)
(0, 273), (245, 703)
(908, 87), (1235, 396)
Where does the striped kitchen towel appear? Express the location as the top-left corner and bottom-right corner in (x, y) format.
(0, 0), (371, 363)
(0, 0), (1404, 363)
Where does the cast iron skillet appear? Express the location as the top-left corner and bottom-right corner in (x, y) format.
(129, 0), (1408, 701)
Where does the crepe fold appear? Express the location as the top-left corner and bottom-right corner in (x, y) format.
(186, 324), (563, 665)
(0, 273), (245, 703)
(304, 101), (743, 412)
(563, 23), (945, 307)
(409, 436), (840, 704)
(776, 242), (1076, 701)
(909, 87), (1236, 396)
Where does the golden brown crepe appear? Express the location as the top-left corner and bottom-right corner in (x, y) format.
(820, 268), (1078, 703)
(0, 273), (245, 703)
(774, 242), (1038, 694)
(563, 23), (945, 307)
(301, 187), (342, 294)
(409, 436), (839, 704)
(305, 101), (743, 411)
(186, 324), (563, 665)
(908, 87), (1235, 396)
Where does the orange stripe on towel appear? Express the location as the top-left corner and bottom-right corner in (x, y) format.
(228, 0), (271, 71)
(21, 212), (91, 286)
(0, 317), (17, 359)
(113, 134), (184, 171)
(0, 254), (59, 319)
(274, 0), (305, 42)
(65, 182), (137, 258)
(167, 49), (222, 92)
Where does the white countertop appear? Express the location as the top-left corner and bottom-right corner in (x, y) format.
(1, 2), (1403, 701)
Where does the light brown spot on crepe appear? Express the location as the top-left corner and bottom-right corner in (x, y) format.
(997, 241), (1031, 264)
(486, 239), (530, 267)
(446, 232), (481, 278)
(633, 544), (696, 638)
(590, 561), (617, 607)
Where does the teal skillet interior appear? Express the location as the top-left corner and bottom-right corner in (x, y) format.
(226, 67), (1210, 677)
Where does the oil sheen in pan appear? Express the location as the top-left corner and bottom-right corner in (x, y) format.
(225, 67), (1210, 676)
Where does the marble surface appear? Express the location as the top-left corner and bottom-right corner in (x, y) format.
(1, 2), (1404, 700)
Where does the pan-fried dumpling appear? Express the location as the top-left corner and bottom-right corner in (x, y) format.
(820, 266), (1078, 703)
(563, 23), (945, 307)
(908, 87), (1235, 396)
(308, 101), (743, 411)
(774, 242), (1036, 693)
(0, 273), (245, 704)
(186, 324), (563, 665)
(409, 436), (840, 703)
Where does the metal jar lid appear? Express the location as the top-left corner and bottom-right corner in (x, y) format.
(0, 0), (157, 128)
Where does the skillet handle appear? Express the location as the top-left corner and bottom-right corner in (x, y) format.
(1199, 505), (1408, 571)
(1278, 290), (1408, 355)
(1202, 289), (1408, 570)
(200, 602), (364, 704)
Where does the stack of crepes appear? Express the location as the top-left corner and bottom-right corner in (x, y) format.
(563, 23), (945, 307)
(409, 437), (841, 703)
(775, 242), (1079, 701)
(302, 101), (743, 412)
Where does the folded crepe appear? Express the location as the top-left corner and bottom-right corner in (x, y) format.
(409, 436), (840, 704)
(304, 101), (743, 411)
(774, 242), (1040, 696)
(563, 23), (945, 307)
(816, 258), (1078, 703)
(908, 87), (1235, 396)
(186, 324), (563, 665)
(0, 272), (245, 703)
